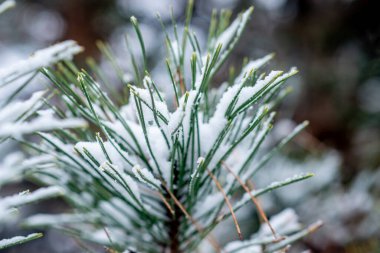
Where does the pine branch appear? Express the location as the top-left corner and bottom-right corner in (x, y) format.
(13, 4), (322, 253)
(0, 38), (83, 249)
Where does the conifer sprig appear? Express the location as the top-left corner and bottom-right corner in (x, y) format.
(0, 41), (83, 250)
(20, 5), (321, 253)
(1, 2), (84, 247)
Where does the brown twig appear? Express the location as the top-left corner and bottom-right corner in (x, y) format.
(207, 168), (243, 241)
(221, 161), (278, 240)
(158, 191), (175, 216)
(140, 187), (175, 215)
(176, 67), (186, 95)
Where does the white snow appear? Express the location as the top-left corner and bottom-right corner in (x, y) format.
(24, 213), (98, 227)
(75, 141), (129, 170)
(132, 164), (161, 188)
(140, 76), (170, 119)
(0, 0), (15, 14)
(0, 153), (52, 186)
(235, 71), (283, 109)
(0, 115), (87, 138)
(0, 91), (45, 122)
(259, 208), (301, 236)
(197, 157), (205, 165)
(214, 8), (252, 52)
(122, 72), (133, 83)
(168, 109), (184, 134)
(235, 173), (313, 211)
(99, 199), (133, 229)
(0, 40), (82, 86)
(0, 6), (310, 251)
(213, 85), (241, 119)
(0, 186), (63, 209)
(222, 209), (301, 253)
(195, 192), (223, 217)
(123, 174), (142, 202)
(0, 233), (42, 249)
(223, 240), (261, 253)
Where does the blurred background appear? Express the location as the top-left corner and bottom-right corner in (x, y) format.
(0, 0), (379, 252)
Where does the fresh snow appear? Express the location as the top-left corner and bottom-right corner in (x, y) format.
(75, 141), (129, 170)
(24, 213), (98, 227)
(223, 240), (261, 253)
(0, 40), (82, 86)
(0, 0), (15, 15)
(195, 192), (223, 217)
(0, 116), (87, 138)
(0, 186), (63, 210)
(1, 7), (310, 252)
(167, 109), (184, 134)
(258, 208), (301, 236)
(131, 82), (169, 124)
(0, 233), (42, 250)
(132, 165), (161, 188)
(0, 91), (44, 122)
(214, 8), (252, 52)
(235, 70), (283, 109)
(0, 153), (52, 186)
(222, 209), (302, 253)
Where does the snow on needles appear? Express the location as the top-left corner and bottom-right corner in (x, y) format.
(0, 41), (85, 138)
(0, 233), (42, 250)
(0, 40), (83, 86)
(0, 0), (15, 15)
(17, 7), (319, 252)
